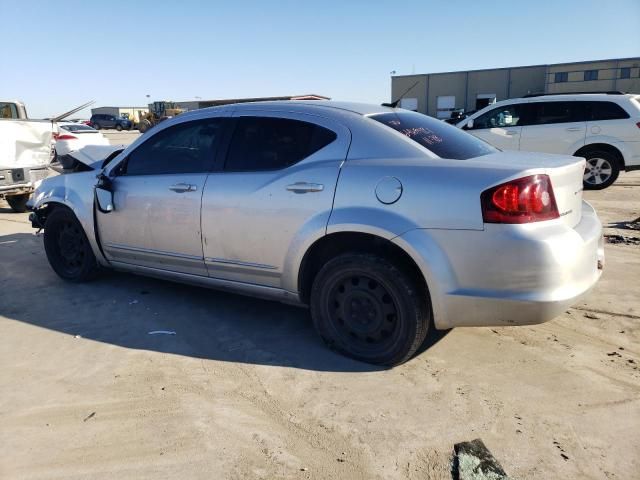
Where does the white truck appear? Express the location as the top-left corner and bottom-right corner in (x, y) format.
(0, 100), (55, 212)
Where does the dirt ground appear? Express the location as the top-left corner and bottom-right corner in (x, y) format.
(1, 164), (638, 479)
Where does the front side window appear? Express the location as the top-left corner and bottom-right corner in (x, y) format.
(370, 111), (497, 160)
(527, 101), (582, 125)
(555, 72), (568, 83)
(584, 101), (630, 121)
(225, 117), (337, 171)
(123, 118), (224, 175)
(584, 70), (598, 81)
(473, 104), (523, 129)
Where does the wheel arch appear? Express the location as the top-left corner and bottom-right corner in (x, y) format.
(297, 231), (429, 306)
(574, 142), (624, 167)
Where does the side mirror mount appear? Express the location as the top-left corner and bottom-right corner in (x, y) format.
(464, 118), (474, 130)
(95, 172), (114, 213)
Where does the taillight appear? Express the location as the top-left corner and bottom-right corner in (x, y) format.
(636, 121), (640, 129)
(53, 134), (77, 141)
(481, 174), (559, 224)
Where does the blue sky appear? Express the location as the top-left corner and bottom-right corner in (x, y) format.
(1, 0), (639, 118)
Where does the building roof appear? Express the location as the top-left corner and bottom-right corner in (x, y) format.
(391, 56), (640, 78)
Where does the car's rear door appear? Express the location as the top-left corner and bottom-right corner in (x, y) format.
(200, 111), (350, 288)
(97, 117), (228, 275)
(519, 101), (586, 154)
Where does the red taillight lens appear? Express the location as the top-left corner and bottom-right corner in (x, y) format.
(53, 134), (77, 141)
(481, 174), (559, 224)
(636, 121), (640, 129)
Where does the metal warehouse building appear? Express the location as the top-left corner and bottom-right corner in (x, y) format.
(391, 57), (640, 119)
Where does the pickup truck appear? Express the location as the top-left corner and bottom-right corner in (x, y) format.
(0, 100), (55, 212)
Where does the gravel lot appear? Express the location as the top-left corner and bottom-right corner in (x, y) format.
(0, 139), (638, 479)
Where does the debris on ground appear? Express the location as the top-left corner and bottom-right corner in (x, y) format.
(605, 234), (640, 246)
(452, 439), (510, 480)
(583, 312), (600, 319)
(83, 412), (96, 422)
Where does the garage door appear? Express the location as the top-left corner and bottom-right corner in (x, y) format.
(436, 96), (456, 119)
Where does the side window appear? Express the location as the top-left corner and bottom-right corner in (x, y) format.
(472, 104), (523, 129)
(527, 102), (583, 126)
(225, 117), (337, 171)
(124, 118), (224, 175)
(0, 103), (19, 118)
(585, 101), (630, 121)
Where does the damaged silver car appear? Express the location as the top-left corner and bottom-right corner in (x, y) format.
(29, 101), (604, 365)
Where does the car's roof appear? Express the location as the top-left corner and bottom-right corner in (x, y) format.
(180, 100), (398, 120)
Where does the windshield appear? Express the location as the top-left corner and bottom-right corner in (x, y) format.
(369, 110), (497, 160)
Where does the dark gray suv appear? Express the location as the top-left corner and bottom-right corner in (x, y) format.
(90, 114), (132, 131)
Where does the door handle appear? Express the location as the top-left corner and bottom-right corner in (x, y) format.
(505, 130), (519, 136)
(286, 182), (324, 193)
(566, 127), (583, 132)
(169, 183), (197, 193)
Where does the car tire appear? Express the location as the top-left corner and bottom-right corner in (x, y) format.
(6, 194), (30, 213)
(310, 253), (430, 366)
(43, 207), (99, 282)
(93, 123), (101, 130)
(116, 124), (123, 131)
(582, 150), (620, 190)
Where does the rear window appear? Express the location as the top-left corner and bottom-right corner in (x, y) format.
(370, 111), (497, 160)
(61, 124), (97, 133)
(584, 101), (630, 121)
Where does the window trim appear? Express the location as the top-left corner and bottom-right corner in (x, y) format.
(221, 115), (339, 173)
(116, 117), (229, 177)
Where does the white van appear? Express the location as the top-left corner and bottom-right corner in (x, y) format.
(457, 93), (640, 189)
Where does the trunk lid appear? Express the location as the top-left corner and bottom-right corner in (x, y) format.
(466, 151), (585, 228)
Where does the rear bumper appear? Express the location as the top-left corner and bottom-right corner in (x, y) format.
(0, 167), (50, 197)
(393, 201), (603, 329)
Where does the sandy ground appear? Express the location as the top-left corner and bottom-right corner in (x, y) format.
(0, 159), (638, 479)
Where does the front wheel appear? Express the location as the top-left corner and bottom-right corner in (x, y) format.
(43, 207), (99, 282)
(310, 254), (430, 366)
(583, 151), (620, 190)
(115, 124), (123, 131)
(6, 194), (30, 213)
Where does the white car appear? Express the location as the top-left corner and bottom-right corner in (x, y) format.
(457, 93), (640, 189)
(54, 122), (110, 157)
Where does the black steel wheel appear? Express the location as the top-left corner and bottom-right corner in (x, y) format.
(43, 207), (99, 282)
(116, 124), (123, 131)
(310, 254), (430, 366)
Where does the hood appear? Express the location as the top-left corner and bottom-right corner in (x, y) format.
(63, 144), (124, 170)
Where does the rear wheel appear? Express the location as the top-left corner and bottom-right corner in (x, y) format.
(310, 254), (430, 366)
(582, 150), (620, 190)
(6, 194), (30, 213)
(93, 123), (100, 130)
(43, 207), (99, 282)
(116, 124), (123, 131)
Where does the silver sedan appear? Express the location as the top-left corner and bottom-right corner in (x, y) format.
(29, 101), (604, 365)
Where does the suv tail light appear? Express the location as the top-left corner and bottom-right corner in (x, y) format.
(481, 174), (559, 224)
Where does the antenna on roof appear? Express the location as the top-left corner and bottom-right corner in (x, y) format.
(382, 80), (419, 108)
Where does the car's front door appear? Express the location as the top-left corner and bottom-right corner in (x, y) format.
(466, 103), (524, 151)
(97, 117), (227, 275)
(519, 101), (586, 155)
(200, 111), (350, 289)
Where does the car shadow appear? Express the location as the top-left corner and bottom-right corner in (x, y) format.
(0, 232), (449, 373)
